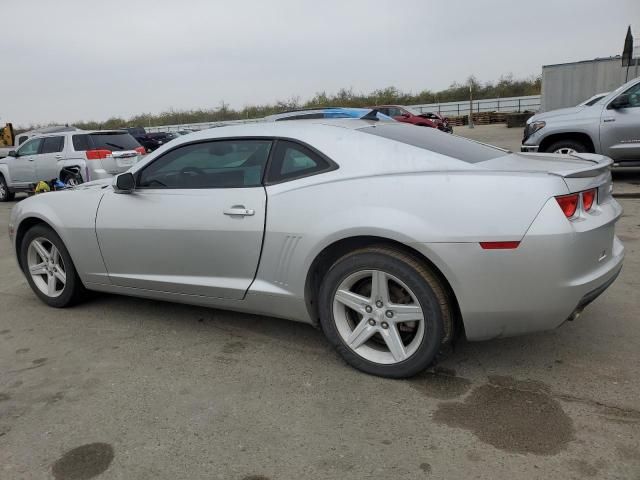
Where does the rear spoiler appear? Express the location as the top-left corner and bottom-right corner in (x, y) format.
(559, 153), (613, 178)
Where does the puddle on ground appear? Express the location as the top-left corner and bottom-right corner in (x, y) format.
(408, 367), (472, 400)
(52, 443), (114, 480)
(433, 376), (574, 455)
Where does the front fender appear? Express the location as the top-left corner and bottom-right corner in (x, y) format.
(0, 163), (12, 185)
(12, 189), (109, 285)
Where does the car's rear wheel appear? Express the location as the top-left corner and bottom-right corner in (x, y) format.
(20, 224), (86, 307)
(0, 175), (15, 202)
(545, 140), (588, 155)
(318, 247), (451, 378)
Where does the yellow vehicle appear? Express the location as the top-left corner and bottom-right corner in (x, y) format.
(0, 123), (15, 157)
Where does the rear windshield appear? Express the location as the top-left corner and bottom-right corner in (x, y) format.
(73, 132), (141, 151)
(360, 124), (509, 163)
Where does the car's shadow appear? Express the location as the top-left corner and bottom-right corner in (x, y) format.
(76, 290), (601, 383)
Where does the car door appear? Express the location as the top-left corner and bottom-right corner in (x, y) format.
(95, 138), (271, 300)
(600, 81), (640, 162)
(11, 138), (42, 184)
(36, 136), (65, 180)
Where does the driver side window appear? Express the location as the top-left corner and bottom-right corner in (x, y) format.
(138, 139), (272, 189)
(623, 82), (640, 108)
(17, 138), (42, 156)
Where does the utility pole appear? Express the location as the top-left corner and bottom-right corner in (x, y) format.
(468, 85), (474, 129)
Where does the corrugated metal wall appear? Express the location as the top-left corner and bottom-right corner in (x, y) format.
(541, 57), (640, 111)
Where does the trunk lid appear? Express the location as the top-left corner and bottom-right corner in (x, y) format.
(87, 131), (144, 174)
(103, 150), (140, 173)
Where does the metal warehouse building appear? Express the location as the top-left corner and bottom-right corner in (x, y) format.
(541, 27), (640, 111)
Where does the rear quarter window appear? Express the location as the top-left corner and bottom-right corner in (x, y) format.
(72, 134), (90, 151)
(360, 124), (509, 163)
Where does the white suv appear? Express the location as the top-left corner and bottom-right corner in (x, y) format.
(0, 130), (145, 201)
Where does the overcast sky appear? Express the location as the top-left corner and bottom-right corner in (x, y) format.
(2, 0), (639, 126)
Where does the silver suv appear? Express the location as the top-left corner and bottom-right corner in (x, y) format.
(522, 76), (640, 167)
(0, 130), (144, 201)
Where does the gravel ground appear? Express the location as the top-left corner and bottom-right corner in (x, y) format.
(0, 189), (639, 479)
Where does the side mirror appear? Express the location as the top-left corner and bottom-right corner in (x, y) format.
(609, 93), (630, 109)
(401, 112), (411, 118)
(8, 150), (17, 157)
(113, 172), (135, 194)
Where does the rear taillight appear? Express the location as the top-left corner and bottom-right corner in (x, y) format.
(555, 188), (598, 219)
(555, 193), (579, 218)
(85, 149), (112, 160)
(135, 146), (146, 155)
(582, 188), (596, 211)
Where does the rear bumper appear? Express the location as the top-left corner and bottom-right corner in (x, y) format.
(521, 145), (539, 152)
(612, 160), (640, 168)
(415, 197), (624, 341)
(573, 263), (622, 313)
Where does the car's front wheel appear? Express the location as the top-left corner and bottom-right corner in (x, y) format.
(318, 247), (451, 378)
(20, 224), (86, 307)
(545, 139), (588, 155)
(0, 175), (15, 202)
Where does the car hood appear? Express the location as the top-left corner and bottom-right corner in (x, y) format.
(528, 106), (586, 123)
(74, 178), (113, 190)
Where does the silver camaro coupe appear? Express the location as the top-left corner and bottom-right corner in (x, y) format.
(8, 118), (624, 377)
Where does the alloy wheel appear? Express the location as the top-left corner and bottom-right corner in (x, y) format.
(332, 269), (425, 364)
(64, 176), (80, 187)
(27, 237), (66, 298)
(554, 147), (578, 155)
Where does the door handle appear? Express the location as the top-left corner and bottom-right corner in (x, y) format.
(55, 154), (63, 159)
(28, 158), (35, 161)
(603, 117), (615, 123)
(223, 206), (255, 216)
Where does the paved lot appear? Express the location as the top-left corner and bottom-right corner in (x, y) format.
(1, 193), (640, 478)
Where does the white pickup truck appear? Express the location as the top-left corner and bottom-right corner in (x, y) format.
(0, 129), (145, 201)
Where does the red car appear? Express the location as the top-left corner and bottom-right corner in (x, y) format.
(375, 105), (453, 133)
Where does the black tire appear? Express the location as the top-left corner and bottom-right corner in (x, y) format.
(544, 139), (588, 154)
(20, 224), (87, 307)
(0, 175), (15, 202)
(318, 247), (451, 378)
(60, 171), (83, 188)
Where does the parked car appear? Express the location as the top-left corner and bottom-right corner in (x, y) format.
(522, 76), (640, 166)
(265, 107), (393, 122)
(0, 130), (145, 200)
(9, 120), (623, 377)
(0, 125), (82, 159)
(420, 111), (454, 133)
(137, 132), (180, 152)
(375, 105), (453, 133)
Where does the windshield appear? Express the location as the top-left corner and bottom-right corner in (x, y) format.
(360, 123), (509, 163)
(580, 94), (607, 106)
